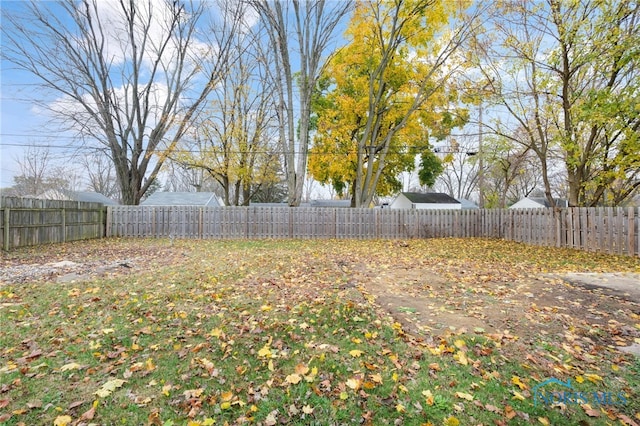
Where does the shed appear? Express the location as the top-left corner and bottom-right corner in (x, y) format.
(390, 192), (461, 210)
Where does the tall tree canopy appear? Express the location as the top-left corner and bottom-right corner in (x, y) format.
(171, 15), (281, 206)
(2, 0), (242, 204)
(250, 0), (352, 206)
(308, 0), (474, 207)
(475, 0), (640, 207)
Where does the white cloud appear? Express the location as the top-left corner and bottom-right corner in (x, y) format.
(47, 81), (172, 143)
(89, 0), (209, 72)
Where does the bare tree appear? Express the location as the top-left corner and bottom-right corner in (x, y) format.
(473, 1), (640, 207)
(3, 0), (242, 204)
(171, 16), (282, 206)
(434, 136), (481, 202)
(8, 144), (76, 196)
(81, 152), (121, 200)
(248, 0), (352, 206)
(481, 133), (542, 208)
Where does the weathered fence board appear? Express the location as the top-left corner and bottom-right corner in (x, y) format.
(106, 206), (639, 257)
(1, 197), (106, 251)
(2, 198), (636, 256)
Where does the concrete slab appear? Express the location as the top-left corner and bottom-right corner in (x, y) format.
(554, 272), (640, 303)
(619, 343), (640, 356)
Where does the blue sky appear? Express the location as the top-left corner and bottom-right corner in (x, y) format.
(0, 0), (455, 195)
(0, 1), (71, 188)
(0, 0), (342, 191)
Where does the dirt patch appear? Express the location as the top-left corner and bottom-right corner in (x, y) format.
(340, 256), (640, 354)
(361, 269), (500, 336)
(0, 239), (187, 286)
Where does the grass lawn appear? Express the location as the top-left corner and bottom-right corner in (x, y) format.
(1, 238), (639, 426)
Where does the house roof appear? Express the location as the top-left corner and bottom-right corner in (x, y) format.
(401, 192), (460, 204)
(141, 192), (220, 207)
(73, 191), (119, 205)
(40, 189), (119, 205)
(310, 199), (351, 208)
(516, 197), (568, 208)
(456, 198), (479, 209)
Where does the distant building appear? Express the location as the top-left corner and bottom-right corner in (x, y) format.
(509, 197), (568, 209)
(310, 199), (352, 208)
(39, 189), (119, 205)
(141, 192), (222, 207)
(390, 192), (461, 210)
(456, 198), (479, 210)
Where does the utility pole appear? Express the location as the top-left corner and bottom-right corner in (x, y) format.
(478, 101), (484, 209)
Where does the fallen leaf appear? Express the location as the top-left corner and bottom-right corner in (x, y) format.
(455, 391), (473, 401)
(617, 413), (639, 426)
(444, 416), (460, 426)
(258, 346), (272, 358)
(346, 377), (361, 390)
(511, 375), (527, 390)
(584, 373), (603, 383)
(370, 373), (383, 383)
(286, 373), (302, 385)
(27, 400), (42, 409)
(294, 363), (309, 375)
(505, 405), (517, 420)
(454, 351), (468, 366)
(53, 415), (73, 426)
(512, 391), (526, 401)
(584, 408), (600, 418)
(60, 362), (82, 372)
(484, 404), (501, 413)
(94, 379), (126, 398)
(79, 405), (96, 421)
(67, 400), (83, 409)
(265, 411), (277, 426)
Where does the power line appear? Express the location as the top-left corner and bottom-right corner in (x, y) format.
(0, 142), (471, 157)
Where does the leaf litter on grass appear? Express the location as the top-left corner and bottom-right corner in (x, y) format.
(0, 238), (639, 425)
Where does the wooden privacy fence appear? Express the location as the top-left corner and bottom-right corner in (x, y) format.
(0, 197), (106, 251)
(107, 205), (639, 257)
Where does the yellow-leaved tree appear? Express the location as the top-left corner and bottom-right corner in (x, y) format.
(308, 0), (477, 206)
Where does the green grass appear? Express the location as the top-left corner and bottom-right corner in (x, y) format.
(0, 238), (639, 425)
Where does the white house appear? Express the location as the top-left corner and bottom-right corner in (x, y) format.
(390, 192), (461, 210)
(141, 192), (223, 207)
(509, 197), (568, 209)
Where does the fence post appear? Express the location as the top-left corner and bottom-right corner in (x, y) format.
(629, 207), (636, 257)
(99, 207), (104, 238)
(62, 208), (66, 243)
(105, 207), (111, 237)
(3, 207), (9, 251)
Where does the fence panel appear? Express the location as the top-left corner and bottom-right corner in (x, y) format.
(1, 197), (105, 250)
(104, 205), (639, 257)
